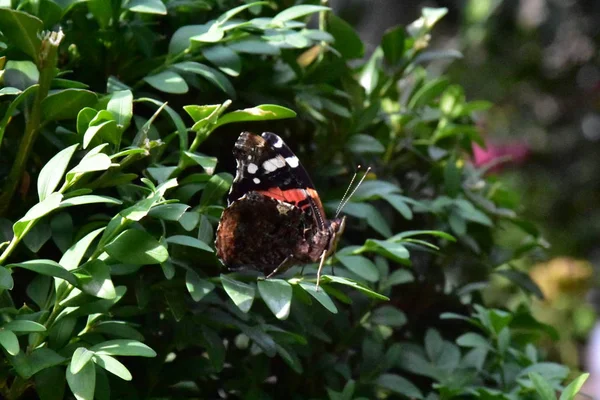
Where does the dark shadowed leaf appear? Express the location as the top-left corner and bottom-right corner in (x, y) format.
(42, 89), (98, 122)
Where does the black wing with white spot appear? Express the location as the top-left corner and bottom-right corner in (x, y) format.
(227, 131), (316, 204)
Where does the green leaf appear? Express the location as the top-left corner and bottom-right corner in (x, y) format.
(0, 8), (42, 62)
(66, 360), (95, 400)
(185, 269), (215, 301)
(380, 194), (413, 220)
(0, 329), (20, 355)
(323, 275), (389, 300)
(408, 78), (450, 109)
(107, 90), (133, 130)
(173, 61), (235, 98)
(272, 5), (329, 23)
(221, 275), (255, 313)
(202, 45), (242, 76)
(0, 267), (14, 290)
(528, 372), (556, 400)
(126, 0), (167, 14)
(228, 39), (280, 55)
(456, 332), (491, 349)
(60, 195), (122, 208)
(184, 151), (218, 175)
(371, 306), (407, 327)
(0, 84), (38, 144)
(83, 120), (118, 149)
(66, 153), (112, 180)
(60, 227), (104, 271)
(362, 239), (410, 264)
(346, 134), (385, 154)
(90, 339), (156, 357)
(167, 235), (213, 252)
(148, 204), (189, 221)
(200, 173), (232, 207)
(70, 347), (94, 374)
(559, 373), (590, 400)
(214, 104), (297, 129)
(76, 260), (116, 299)
(92, 354), (132, 380)
(13, 192), (63, 236)
(144, 70), (188, 94)
(3, 320), (46, 332)
(258, 279), (292, 320)
(12, 348), (66, 379)
(8, 259), (77, 285)
(105, 230), (169, 265)
(298, 282), (337, 314)
(37, 144), (78, 201)
(328, 14), (364, 59)
(337, 255), (379, 282)
(341, 203), (392, 237)
(214, 1), (268, 25)
(381, 25), (406, 65)
(35, 366), (66, 400)
(42, 89), (98, 122)
(495, 269), (544, 300)
(376, 374), (423, 399)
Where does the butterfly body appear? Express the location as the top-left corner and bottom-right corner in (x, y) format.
(215, 132), (345, 278)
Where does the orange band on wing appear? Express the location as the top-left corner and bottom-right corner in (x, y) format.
(257, 188), (307, 205)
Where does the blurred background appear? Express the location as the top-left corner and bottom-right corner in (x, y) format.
(328, 0), (600, 395)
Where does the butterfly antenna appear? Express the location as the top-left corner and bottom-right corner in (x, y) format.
(335, 166), (371, 218)
(335, 167), (360, 217)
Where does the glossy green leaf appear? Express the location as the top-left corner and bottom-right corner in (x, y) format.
(105, 229), (169, 265)
(0, 329), (20, 355)
(60, 195), (122, 208)
(3, 320), (46, 332)
(70, 347), (94, 374)
(37, 144), (78, 201)
(323, 275), (389, 300)
(167, 235), (213, 252)
(59, 227), (104, 271)
(13, 192), (63, 236)
(148, 204), (189, 221)
(66, 360), (96, 400)
(90, 339), (156, 357)
(221, 274), (255, 313)
(76, 260), (116, 299)
(371, 306), (407, 327)
(381, 25), (406, 65)
(185, 269), (215, 301)
(107, 90), (133, 130)
(258, 279), (292, 320)
(12, 348), (66, 379)
(202, 45), (241, 76)
(183, 151), (217, 175)
(328, 14), (363, 59)
(144, 70), (188, 94)
(272, 5), (329, 23)
(42, 89), (97, 122)
(200, 173), (232, 207)
(228, 39), (280, 55)
(362, 239), (410, 263)
(0, 267), (14, 290)
(214, 105), (296, 129)
(92, 354), (132, 380)
(559, 373), (590, 400)
(8, 259), (77, 285)
(298, 282), (337, 314)
(126, 0), (167, 14)
(337, 255), (379, 282)
(0, 8), (42, 62)
(173, 61), (235, 98)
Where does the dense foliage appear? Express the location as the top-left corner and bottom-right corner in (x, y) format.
(0, 1), (590, 399)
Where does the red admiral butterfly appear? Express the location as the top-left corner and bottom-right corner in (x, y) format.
(215, 131), (347, 288)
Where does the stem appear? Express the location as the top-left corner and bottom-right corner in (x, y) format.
(0, 31), (64, 217)
(6, 376), (30, 400)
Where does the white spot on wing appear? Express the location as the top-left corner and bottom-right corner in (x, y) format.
(273, 136), (283, 148)
(247, 163), (258, 174)
(263, 157), (284, 173)
(285, 156), (299, 168)
(253, 177), (260, 184)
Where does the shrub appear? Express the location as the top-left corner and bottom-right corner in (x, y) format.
(0, 1), (589, 399)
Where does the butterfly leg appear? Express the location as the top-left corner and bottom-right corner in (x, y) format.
(315, 249), (327, 291)
(266, 255), (294, 279)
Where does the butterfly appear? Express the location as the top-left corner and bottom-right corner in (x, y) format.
(215, 131), (348, 288)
